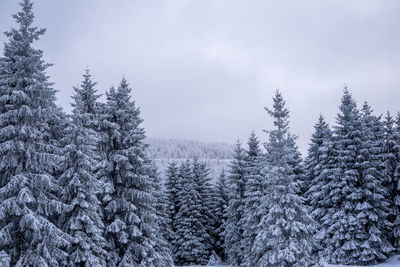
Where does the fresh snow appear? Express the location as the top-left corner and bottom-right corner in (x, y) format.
(187, 255), (400, 267)
(323, 255), (400, 267)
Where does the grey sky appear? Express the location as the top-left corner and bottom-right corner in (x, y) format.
(1, 0), (399, 154)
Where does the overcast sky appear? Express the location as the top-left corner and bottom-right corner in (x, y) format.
(1, 0), (399, 154)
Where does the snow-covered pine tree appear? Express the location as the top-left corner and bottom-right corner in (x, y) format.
(383, 112), (400, 251)
(353, 102), (393, 264)
(321, 89), (363, 264)
(304, 115), (333, 252)
(174, 160), (210, 265)
(323, 89), (393, 264)
(223, 141), (248, 266)
(251, 90), (317, 266)
(72, 69), (102, 130)
(192, 158), (213, 260)
(57, 73), (108, 266)
(241, 131), (266, 266)
(164, 161), (181, 260)
(304, 115), (332, 203)
(0, 1), (71, 265)
(147, 166), (174, 266)
(101, 78), (170, 266)
(212, 169), (229, 261)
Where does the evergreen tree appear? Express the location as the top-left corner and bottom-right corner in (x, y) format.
(58, 73), (108, 266)
(174, 160), (210, 265)
(322, 90), (393, 264)
(71, 69), (101, 130)
(212, 169), (229, 261)
(304, 115), (333, 251)
(223, 141), (247, 266)
(101, 78), (169, 266)
(304, 115), (332, 203)
(192, 158), (214, 260)
(322, 89), (363, 264)
(354, 102), (393, 264)
(147, 167), (174, 266)
(251, 90), (317, 266)
(0, 1), (71, 265)
(382, 112), (400, 251)
(164, 161), (181, 261)
(241, 132), (266, 266)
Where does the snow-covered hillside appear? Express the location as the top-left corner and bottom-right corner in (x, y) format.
(146, 138), (234, 179)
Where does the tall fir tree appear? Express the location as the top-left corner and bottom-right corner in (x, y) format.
(164, 161), (181, 262)
(147, 167), (174, 266)
(212, 169), (229, 261)
(223, 141), (248, 266)
(354, 102), (393, 264)
(322, 89), (364, 264)
(192, 158), (214, 260)
(382, 112), (400, 250)
(101, 78), (170, 266)
(304, 115), (333, 252)
(57, 72), (108, 266)
(0, 1), (71, 265)
(240, 131), (266, 266)
(322, 90), (393, 264)
(174, 160), (210, 265)
(251, 90), (317, 266)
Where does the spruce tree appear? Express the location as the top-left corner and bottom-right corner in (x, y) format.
(251, 90), (317, 266)
(57, 73), (108, 266)
(192, 158), (213, 260)
(174, 160), (210, 265)
(322, 90), (393, 264)
(164, 161), (181, 262)
(241, 132), (266, 266)
(354, 102), (393, 264)
(212, 169), (229, 261)
(0, 1), (71, 265)
(322, 89), (363, 264)
(147, 167), (174, 266)
(304, 115), (333, 251)
(383, 112), (400, 251)
(101, 78), (169, 266)
(223, 141), (247, 266)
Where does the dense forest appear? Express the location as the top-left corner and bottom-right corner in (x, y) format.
(0, 1), (399, 266)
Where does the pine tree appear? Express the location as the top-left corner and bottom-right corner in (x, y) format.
(164, 161), (182, 263)
(383, 112), (400, 251)
(304, 115), (333, 251)
(322, 89), (363, 264)
(223, 141), (247, 266)
(304, 115), (332, 202)
(212, 169), (229, 261)
(353, 102), (393, 264)
(147, 167), (174, 266)
(0, 1), (71, 265)
(101, 78), (169, 266)
(174, 160), (210, 265)
(71, 69), (102, 130)
(322, 90), (393, 264)
(251, 90), (317, 266)
(57, 72), (108, 266)
(241, 132), (266, 266)
(192, 158), (214, 260)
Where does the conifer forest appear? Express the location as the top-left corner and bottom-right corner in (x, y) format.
(1, 1), (400, 266)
